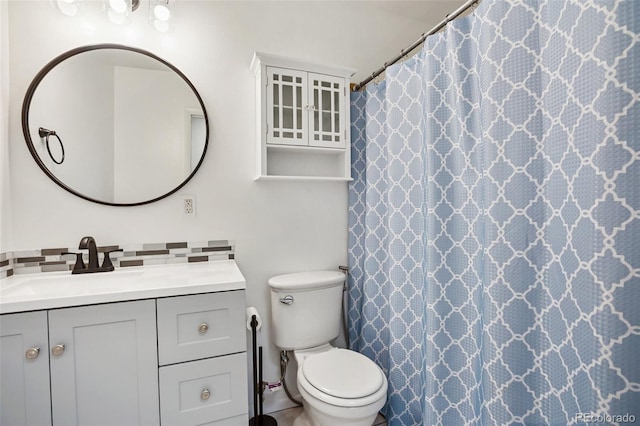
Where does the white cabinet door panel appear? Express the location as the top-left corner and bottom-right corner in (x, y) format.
(308, 72), (346, 149)
(266, 67), (308, 146)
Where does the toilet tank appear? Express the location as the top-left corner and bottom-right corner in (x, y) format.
(268, 271), (345, 350)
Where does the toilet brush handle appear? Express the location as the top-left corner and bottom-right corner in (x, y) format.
(252, 315), (259, 424)
(259, 346), (264, 425)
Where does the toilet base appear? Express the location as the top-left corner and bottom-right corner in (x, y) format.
(292, 410), (311, 426)
(293, 399), (379, 426)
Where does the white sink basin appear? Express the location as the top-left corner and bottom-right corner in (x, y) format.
(0, 261), (246, 314)
(1, 271), (144, 298)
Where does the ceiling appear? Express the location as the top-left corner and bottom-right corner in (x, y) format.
(347, 0), (472, 83)
(370, 0), (471, 23)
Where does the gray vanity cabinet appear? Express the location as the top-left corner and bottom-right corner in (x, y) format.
(0, 311), (52, 426)
(0, 301), (158, 426)
(48, 300), (159, 425)
(0, 289), (248, 426)
(157, 291), (248, 425)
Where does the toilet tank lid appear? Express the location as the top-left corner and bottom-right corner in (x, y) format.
(268, 271), (345, 290)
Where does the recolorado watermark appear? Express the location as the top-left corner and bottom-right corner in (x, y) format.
(575, 413), (636, 423)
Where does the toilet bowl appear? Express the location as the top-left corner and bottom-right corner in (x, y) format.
(292, 345), (387, 426)
(267, 271), (389, 426)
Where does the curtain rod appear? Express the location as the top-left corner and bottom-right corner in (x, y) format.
(353, 0), (480, 91)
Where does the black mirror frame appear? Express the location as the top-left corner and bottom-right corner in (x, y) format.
(21, 43), (209, 207)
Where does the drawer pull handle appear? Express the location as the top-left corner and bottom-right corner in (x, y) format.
(201, 388), (211, 400)
(199, 323), (209, 334)
(25, 347), (40, 360)
(51, 344), (65, 356)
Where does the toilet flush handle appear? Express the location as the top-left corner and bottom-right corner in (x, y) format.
(279, 295), (294, 305)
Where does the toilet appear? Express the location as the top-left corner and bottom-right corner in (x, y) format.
(268, 271), (388, 426)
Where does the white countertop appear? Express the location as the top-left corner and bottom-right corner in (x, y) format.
(0, 260), (246, 314)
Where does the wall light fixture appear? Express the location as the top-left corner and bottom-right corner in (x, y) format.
(149, 0), (172, 33)
(52, 0), (174, 32)
(53, 0), (82, 17)
(105, 0), (138, 25)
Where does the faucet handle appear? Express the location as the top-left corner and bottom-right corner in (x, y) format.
(62, 252), (85, 273)
(101, 249), (123, 271)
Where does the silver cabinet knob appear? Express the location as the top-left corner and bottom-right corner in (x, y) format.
(198, 323), (209, 334)
(25, 347), (40, 360)
(201, 388), (211, 400)
(51, 344), (65, 356)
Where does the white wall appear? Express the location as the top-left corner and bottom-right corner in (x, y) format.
(0, 0), (11, 252)
(7, 0), (465, 414)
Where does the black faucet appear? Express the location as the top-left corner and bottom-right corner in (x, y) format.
(79, 236), (99, 271)
(63, 236), (123, 274)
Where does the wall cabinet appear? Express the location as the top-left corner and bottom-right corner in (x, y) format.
(251, 52), (355, 181)
(0, 290), (247, 426)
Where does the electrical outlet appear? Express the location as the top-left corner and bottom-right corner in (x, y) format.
(182, 195), (195, 215)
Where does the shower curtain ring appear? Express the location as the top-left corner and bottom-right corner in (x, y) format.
(38, 127), (65, 165)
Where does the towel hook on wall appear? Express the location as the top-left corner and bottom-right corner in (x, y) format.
(38, 127), (65, 165)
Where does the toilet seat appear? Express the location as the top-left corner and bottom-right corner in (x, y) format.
(302, 349), (384, 399)
(297, 349), (387, 408)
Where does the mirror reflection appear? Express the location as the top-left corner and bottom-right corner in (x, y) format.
(23, 45), (208, 206)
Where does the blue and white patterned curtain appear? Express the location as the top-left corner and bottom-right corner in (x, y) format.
(348, 1), (640, 425)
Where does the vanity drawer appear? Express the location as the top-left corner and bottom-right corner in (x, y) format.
(157, 291), (245, 365)
(159, 352), (248, 426)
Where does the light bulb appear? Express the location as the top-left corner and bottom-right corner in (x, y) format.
(109, 0), (127, 14)
(148, 0), (173, 32)
(55, 0), (79, 16)
(153, 4), (170, 21)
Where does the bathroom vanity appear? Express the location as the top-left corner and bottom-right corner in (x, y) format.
(0, 261), (248, 426)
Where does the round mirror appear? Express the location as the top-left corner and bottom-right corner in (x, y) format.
(22, 44), (208, 206)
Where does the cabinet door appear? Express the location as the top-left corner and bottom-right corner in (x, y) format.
(0, 311), (51, 426)
(48, 300), (159, 426)
(308, 72), (346, 148)
(266, 67), (308, 146)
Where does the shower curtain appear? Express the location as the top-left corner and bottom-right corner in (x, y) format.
(348, 1), (639, 425)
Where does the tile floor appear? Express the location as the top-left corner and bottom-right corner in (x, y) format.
(266, 406), (387, 425)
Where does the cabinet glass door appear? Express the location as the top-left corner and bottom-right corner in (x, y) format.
(309, 73), (345, 148)
(266, 67), (307, 146)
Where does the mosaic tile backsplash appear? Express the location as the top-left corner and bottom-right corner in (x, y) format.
(0, 240), (235, 279)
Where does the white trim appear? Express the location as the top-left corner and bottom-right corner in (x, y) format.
(263, 396), (303, 415)
(251, 52), (356, 79)
(266, 145), (345, 155)
(255, 175), (352, 182)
